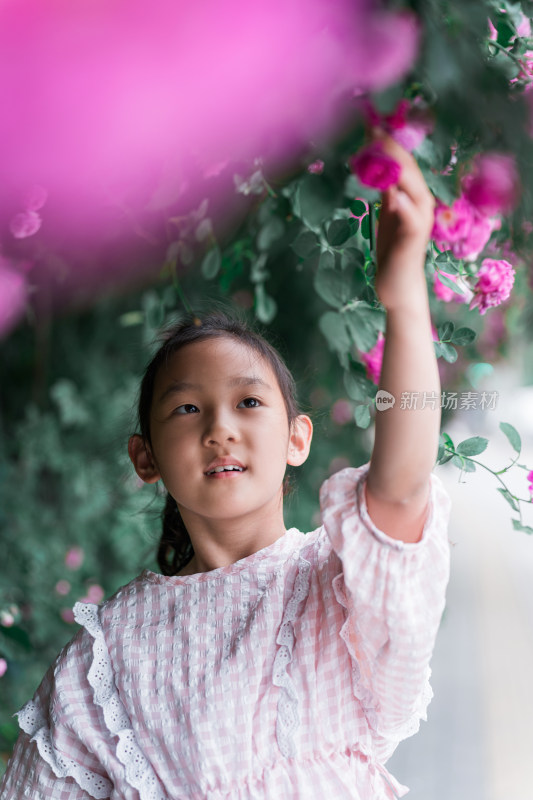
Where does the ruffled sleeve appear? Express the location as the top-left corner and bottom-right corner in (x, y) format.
(319, 462), (451, 758)
(0, 610), (145, 800)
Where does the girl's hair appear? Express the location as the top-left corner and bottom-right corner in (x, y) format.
(136, 310), (302, 576)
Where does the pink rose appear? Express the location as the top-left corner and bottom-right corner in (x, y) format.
(450, 213), (495, 261)
(9, 210), (42, 239)
(469, 258), (515, 315)
(349, 142), (401, 190)
(360, 332), (385, 384)
(461, 153), (520, 217)
(433, 197), (497, 261)
(432, 196), (474, 243)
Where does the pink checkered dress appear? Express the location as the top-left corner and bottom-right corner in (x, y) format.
(1, 464), (451, 799)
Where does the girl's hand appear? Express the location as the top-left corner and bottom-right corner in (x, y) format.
(373, 130), (435, 312)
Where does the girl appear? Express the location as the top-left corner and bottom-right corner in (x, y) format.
(1, 134), (451, 799)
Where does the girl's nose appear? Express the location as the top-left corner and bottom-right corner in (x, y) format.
(201, 413), (240, 447)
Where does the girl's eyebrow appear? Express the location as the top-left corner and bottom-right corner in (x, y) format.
(157, 375), (272, 403)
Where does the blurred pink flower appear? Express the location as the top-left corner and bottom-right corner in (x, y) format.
(517, 14), (532, 38)
(470, 258), (515, 315)
(527, 470), (533, 500)
(64, 546), (84, 570)
(461, 153), (520, 217)
(80, 584), (104, 604)
(361, 332), (385, 384)
(450, 213), (496, 261)
(432, 197), (474, 243)
(0, 260), (27, 339)
(433, 197), (497, 261)
(349, 142), (401, 190)
(0, 611), (15, 627)
(307, 159), (324, 175)
(55, 580), (71, 596)
(362, 98), (433, 153)
(331, 399), (353, 425)
(488, 18), (497, 41)
(9, 210), (42, 239)
(0, 658), (7, 678)
(60, 608), (75, 624)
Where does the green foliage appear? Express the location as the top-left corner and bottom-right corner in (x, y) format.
(4, 0), (533, 766)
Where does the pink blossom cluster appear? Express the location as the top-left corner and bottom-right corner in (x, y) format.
(432, 151), (519, 264)
(469, 258), (516, 315)
(349, 98), (433, 190)
(363, 98), (434, 153)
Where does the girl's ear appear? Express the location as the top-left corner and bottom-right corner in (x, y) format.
(128, 434), (161, 484)
(287, 415), (313, 467)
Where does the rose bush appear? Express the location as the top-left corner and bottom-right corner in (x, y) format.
(2, 0), (533, 766)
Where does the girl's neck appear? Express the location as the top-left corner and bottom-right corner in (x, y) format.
(177, 505), (287, 575)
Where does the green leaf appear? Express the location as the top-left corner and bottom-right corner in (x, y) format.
(438, 451), (454, 465)
(314, 267), (353, 309)
(201, 246), (222, 279)
(451, 327), (476, 346)
(291, 229), (320, 258)
(344, 301), (385, 352)
(512, 519), (533, 534)
(298, 174), (343, 228)
(344, 371), (377, 402)
(498, 487), (520, 512)
(254, 284), (277, 323)
(451, 455), (476, 472)
(435, 272), (461, 292)
(318, 311), (351, 355)
(340, 247), (365, 271)
(361, 214), (371, 240)
(435, 251), (461, 272)
(257, 217), (285, 251)
(438, 321), (455, 341)
(350, 199), (368, 217)
(354, 404), (372, 429)
(442, 431), (455, 451)
(499, 421), (522, 454)
(456, 436), (488, 456)
(434, 341), (458, 363)
(327, 219), (352, 247)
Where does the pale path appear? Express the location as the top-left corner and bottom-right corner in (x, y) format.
(387, 368), (533, 800)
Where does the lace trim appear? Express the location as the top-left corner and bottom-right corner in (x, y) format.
(73, 602), (166, 800)
(16, 699), (113, 799)
(272, 547), (312, 758)
(332, 575), (434, 741)
(331, 574), (380, 731)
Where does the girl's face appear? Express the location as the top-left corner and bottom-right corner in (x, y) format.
(135, 337), (312, 529)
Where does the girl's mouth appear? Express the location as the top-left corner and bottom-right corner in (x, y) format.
(205, 465), (247, 477)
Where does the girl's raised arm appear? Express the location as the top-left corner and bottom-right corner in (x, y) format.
(365, 131), (439, 543)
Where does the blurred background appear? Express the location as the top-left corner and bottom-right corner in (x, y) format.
(2, 2), (533, 797)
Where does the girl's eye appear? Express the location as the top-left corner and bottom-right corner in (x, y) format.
(238, 397), (261, 409)
(175, 404), (199, 414)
